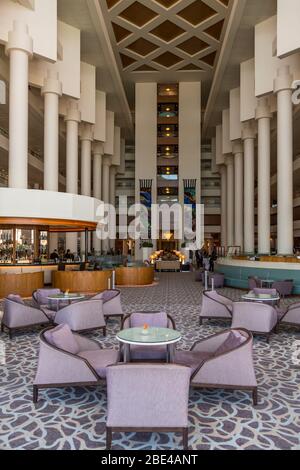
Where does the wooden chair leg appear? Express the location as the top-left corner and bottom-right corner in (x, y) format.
(252, 387), (258, 406)
(182, 428), (188, 450)
(103, 326), (107, 337)
(33, 385), (39, 404)
(106, 427), (112, 450)
(9, 329), (12, 340)
(0, 323), (4, 333)
(199, 318), (203, 326)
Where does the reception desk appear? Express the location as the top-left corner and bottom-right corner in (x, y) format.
(0, 271), (44, 298)
(52, 270), (112, 293)
(216, 258), (300, 294)
(115, 267), (154, 286)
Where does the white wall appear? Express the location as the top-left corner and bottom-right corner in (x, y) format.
(30, 21), (81, 99)
(0, 0), (57, 61)
(230, 88), (242, 141)
(277, 0), (300, 58)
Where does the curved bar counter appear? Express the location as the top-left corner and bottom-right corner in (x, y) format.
(115, 267), (154, 286)
(216, 258), (300, 294)
(52, 270), (112, 293)
(0, 271), (44, 298)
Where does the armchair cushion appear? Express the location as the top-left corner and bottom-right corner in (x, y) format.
(214, 330), (246, 356)
(174, 350), (213, 374)
(78, 349), (119, 378)
(44, 324), (80, 355)
(7, 294), (24, 304)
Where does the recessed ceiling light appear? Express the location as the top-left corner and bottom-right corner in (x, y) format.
(166, 108), (170, 111)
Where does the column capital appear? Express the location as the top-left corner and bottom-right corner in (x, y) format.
(242, 121), (256, 140)
(93, 142), (104, 155)
(5, 20), (33, 57)
(274, 65), (293, 94)
(65, 99), (81, 123)
(232, 140), (243, 155)
(102, 155), (111, 166)
(255, 97), (272, 120)
(225, 154), (234, 166)
(80, 122), (94, 142)
(41, 70), (62, 97)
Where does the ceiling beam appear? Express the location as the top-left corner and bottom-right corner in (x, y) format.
(203, 0), (247, 136)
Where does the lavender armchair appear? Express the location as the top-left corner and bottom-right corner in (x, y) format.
(121, 311), (176, 361)
(54, 299), (106, 334)
(248, 277), (261, 290)
(199, 291), (233, 325)
(231, 302), (279, 343)
(1, 295), (50, 339)
(277, 301), (300, 329)
(209, 273), (225, 288)
(175, 328), (258, 405)
(106, 363), (190, 450)
(90, 289), (124, 323)
(33, 324), (119, 403)
(271, 280), (293, 298)
(32, 288), (65, 320)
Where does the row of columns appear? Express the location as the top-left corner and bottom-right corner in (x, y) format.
(5, 21), (118, 256)
(220, 66), (294, 255)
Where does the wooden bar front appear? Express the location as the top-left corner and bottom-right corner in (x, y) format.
(52, 270), (112, 293)
(115, 267), (154, 286)
(0, 271), (44, 298)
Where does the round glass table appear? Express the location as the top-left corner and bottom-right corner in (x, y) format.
(241, 292), (280, 306)
(47, 293), (85, 311)
(116, 327), (181, 363)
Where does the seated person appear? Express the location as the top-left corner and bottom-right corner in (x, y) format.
(49, 249), (59, 262)
(65, 249), (74, 261)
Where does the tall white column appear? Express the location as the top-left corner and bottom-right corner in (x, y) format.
(65, 101), (81, 254)
(102, 156), (111, 253)
(274, 66), (294, 255)
(80, 123), (93, 197)
(220, 165), (227, 249)
(256, 98), (272, 255)
(242, 122), (256, 254)
(109, 166), (116, 250)
(233, 141), (244, 250)
(225, 155), (234, 247)
(93, 143), (104, 254)
(42, 70), (62, 192)
(6, 21), (33, 189)
(80, 123), (93, 257)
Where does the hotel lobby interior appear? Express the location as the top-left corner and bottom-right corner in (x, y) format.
(1, 0), (300, 454)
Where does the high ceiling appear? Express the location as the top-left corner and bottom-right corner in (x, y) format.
(100, 0), (232, 105)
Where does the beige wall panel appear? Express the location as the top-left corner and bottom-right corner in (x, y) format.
(255, 16), (300, 97)
(29, 21), (80, 99)
(277, 0), (300, 58)
(94, 91), (106, 143)
(103, 111), (114, 156)
(222, 109), (231, 155)
(230, 87), (242, 141)
(111, 126), (121, 166)
(0, 0), (57, 61)
(240, 58), (257, 122)
(79, 62), (96, 124)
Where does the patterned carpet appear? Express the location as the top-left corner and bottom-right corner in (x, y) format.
(1, 272), (300, 450)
